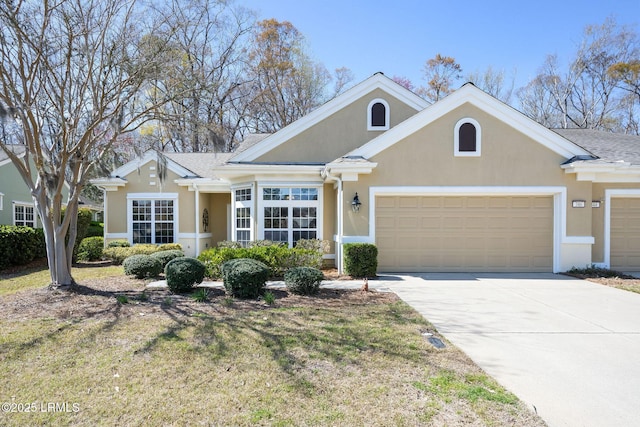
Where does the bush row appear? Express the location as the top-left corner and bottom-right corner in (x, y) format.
(197, 240), (324, 279)
(103, 243), (183, 264)
(0, 226), (46, 269)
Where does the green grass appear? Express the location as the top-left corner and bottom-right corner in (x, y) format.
(0, 264), (124, 296)
(0, 267), (546, 426)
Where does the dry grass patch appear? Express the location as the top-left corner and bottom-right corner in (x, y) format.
(0, 266), (546, 426)
(565, 266), (640, 294)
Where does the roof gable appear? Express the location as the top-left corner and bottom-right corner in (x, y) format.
(230, 73), (429, 163)
(109, 151), (197, 179)
(347, 83), (592, 160)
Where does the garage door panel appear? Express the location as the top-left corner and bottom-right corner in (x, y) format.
(376, 195), (553, 272)
(611, 198), (640, 271)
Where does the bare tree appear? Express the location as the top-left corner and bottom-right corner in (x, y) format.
(0, 0), (171, 287)
(144, 0), (254, 153)
(418, 54), (462, 102)
(467, 66), (515, 104)
(518, 18), (639, 132)
(244, 19), (331, 133)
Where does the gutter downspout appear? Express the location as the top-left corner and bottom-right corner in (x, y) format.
(322, 167), (343, 274)
(194, 183), (200, 256)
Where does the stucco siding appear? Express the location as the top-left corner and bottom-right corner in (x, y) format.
(255, 89), (420, 163)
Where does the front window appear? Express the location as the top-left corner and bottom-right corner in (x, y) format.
(260, 186), (320, 247)
(131, 199), (175, 244)
(13, 203), (35, 227)
(234, 187), (252, 247)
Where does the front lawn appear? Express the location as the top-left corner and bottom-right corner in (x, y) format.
(0, 266), (546, 426)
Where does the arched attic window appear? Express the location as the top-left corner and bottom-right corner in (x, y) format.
(367, 98), (390, 131)
(454, 118), (481, 157)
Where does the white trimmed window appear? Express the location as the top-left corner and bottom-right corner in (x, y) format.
(454, 118), (481, 156)
(367, 98), (390, 131)
(128, 194), (178, 244)
(0, 192), (4, 210)
(259, 186), (321, 247)
(13, 202), (36, 227)
(233, 187), (253, 247)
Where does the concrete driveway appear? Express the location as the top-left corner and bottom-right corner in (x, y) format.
(380, 273), (640, 427)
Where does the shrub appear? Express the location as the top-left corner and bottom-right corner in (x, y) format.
(198, 243), (322, 279)
(217, 240), (242, 249)
(285, 267), (324, 295)
(103, 244), (160, 265)
(0, 225), (46, 269)
(158, 243), (182, 251)
(86, 221), (104, 237)
(123, 254), (163, 279)
(221, 258), (269, 299)
(165, 257), (206, 293)
(343, 243), (378, 278)
(76, 236), (104, 262)
(151, 249), (185, 268)
(108, 239), (131, 248)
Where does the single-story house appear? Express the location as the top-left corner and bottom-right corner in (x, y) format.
(0, 145), (40, 227)
(92, 73), (640, 273)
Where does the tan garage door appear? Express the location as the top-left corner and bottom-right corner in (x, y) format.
(376, 195), (554, 272)
(610, 198), (640, 271)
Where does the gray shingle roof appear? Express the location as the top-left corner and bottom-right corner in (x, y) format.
(554, 129), (640, 165)
(163, 152), (234, 179)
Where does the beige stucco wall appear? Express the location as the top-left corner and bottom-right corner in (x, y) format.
(255, 89), (420, 163)
(341, 103), (593, 241)
(322, 183), (337, 255)
(105, 160), (194, 239)
(207, 192), (231, 248)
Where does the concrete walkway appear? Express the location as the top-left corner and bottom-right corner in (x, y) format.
(380, 273), (640, 427)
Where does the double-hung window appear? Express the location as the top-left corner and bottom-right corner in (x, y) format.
(234, 187), (253, 247)
(13, 203), (36, 227)
(260, 186), (320, 247)
(129, 195), (177, 244)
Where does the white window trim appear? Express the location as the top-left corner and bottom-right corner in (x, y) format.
(257, 183), (323, 247)
(367, 98), (390, 131)
(126, 193), (179, 245)
(12, 201), (37, 227)
(0, 192), (3, 210)
(454, 117), (481, 157)
(232, 184), (254, 245)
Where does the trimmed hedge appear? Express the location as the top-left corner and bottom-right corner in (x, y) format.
(0, 226), (46, 270)
(103, 243), (183, 265)
(343, 243), (378, 278)
(123, 254), (163, 279)
(107, 240), (131, 248)
(221, 258), (269, 299)
(198, 240), (324, 279)
(285, 267), (324, 295)
(77, 236), (104, 262)
(165, 257), (205, 293)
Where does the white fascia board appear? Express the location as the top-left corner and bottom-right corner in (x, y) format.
(110, 151), (196, 179)
(214, 164), (324, 179)
(350, 84), (592, 160)
(230, 74), (429, 163)
(562, 162), (640, 182)
(174, 178), (231, 192)
(90, 177), (127, 191)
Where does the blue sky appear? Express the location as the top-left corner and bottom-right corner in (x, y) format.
(240, 0), (639, 91)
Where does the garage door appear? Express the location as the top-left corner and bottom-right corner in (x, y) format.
(610, 198), (640, 271)
(376, 196), (554, 272)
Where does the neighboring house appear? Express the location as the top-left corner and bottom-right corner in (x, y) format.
(0, 145), (39, 228)
(92, 73), (640, 273)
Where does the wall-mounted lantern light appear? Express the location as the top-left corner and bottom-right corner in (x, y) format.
(352, 192), (362, 212)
